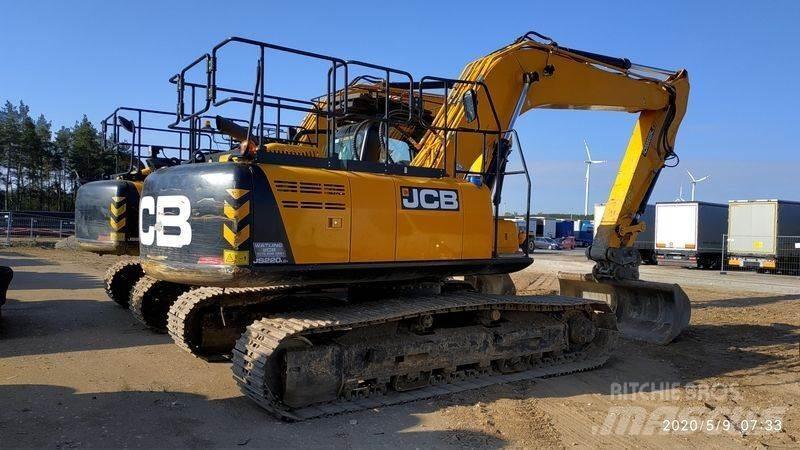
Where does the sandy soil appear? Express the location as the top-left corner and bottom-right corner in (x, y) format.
(1, 247), (798, 448)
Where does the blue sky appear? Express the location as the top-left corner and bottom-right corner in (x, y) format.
(1, 0), (798, 213)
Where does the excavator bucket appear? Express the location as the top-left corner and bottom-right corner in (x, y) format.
(557, 272), (690, 345)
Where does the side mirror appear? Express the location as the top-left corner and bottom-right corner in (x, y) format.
(463, 89), (478, 123)
(117, 116), (135, 133)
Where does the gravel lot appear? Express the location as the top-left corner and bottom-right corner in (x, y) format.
(1, 247), (798, 448)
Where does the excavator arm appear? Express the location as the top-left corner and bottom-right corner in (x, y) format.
(411, 32), (691, 343)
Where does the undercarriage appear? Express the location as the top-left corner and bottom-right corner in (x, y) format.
(230, 290), (617, 420)
(134, 278), (618, 420)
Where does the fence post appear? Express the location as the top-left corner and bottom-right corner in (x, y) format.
(4, 211), (10, 246)
(719, 233), (727, 275)
(30, 217), (34, 239)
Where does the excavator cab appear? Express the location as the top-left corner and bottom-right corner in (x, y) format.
(332, 121), (417, 165)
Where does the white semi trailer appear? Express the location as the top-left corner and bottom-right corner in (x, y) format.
(727, 200), (800, 272)
(532, 217), (557, 238)
(654, 202), (728, 269)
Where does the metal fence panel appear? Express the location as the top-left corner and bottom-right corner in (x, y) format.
(721, 233), (800, 276)
(1, 211), (75, 245)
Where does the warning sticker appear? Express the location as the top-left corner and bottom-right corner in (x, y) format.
(253, 242), (289, 264)
(223, 249), (249, 266)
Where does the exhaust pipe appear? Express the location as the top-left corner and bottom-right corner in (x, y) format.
(215, 116), (249, 142)
(557, 272), (690, 345)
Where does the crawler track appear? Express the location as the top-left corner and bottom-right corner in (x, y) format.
(232, 292), (617, 420)
(167, 286), (299, 358)
(103, 258), (144, 307)
(130, 276), (192, 332)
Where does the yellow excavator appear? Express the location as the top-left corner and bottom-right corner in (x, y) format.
(134, 32), (690, 419)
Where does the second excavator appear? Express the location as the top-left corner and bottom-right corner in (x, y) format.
(74, 107), (235, 328)
(135, 32), (690, 419)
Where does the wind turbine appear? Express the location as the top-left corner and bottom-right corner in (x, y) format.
(687, 170), (709, 201)
(583, 139), (606, 215)
(675, 184), (685, 202)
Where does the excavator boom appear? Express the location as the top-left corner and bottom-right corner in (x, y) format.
(408, 33), (691, 343)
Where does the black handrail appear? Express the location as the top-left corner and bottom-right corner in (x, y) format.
(100, 107), (236, 173)
(165, 37), (533, 258)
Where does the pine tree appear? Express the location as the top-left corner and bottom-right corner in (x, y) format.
(53, 127), (72, 210)
(0, 100), (117, 211)
(19, 116), (42, 209)
(0, 101), (22, 209)
(68, 115), (106, 182)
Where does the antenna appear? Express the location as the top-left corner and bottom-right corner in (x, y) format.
(687, 170), (709, 201)
(583, 139), (606, 215)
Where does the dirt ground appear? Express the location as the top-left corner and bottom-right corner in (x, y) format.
(1, 247), (798, 448)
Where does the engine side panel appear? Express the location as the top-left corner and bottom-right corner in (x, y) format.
(140, 163), (290, 276)
(261, 165), (351, 264)
(347, 172), (397, 262)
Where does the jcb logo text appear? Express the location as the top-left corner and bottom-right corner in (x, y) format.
(400, 187), (459, 211)
(139, 195), (192, 247)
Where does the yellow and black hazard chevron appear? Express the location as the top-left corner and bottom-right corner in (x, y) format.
(223, 188), (251, 265)
(75, 178), (141, 255)
(109, 195), (127, 241)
